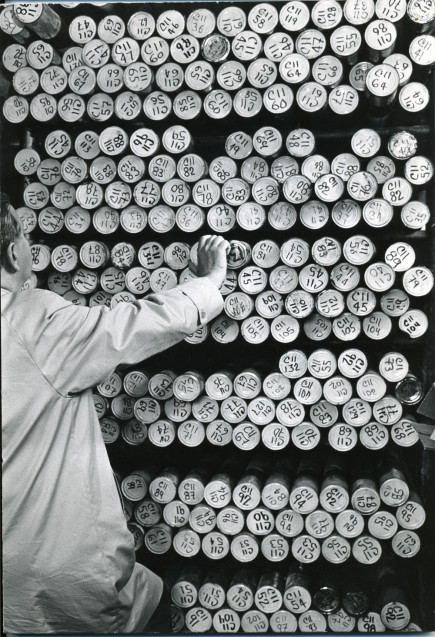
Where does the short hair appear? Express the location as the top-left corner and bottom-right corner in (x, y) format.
(1, 193), (21, 267)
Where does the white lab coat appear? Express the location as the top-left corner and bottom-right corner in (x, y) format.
(2, 278), (223, 633)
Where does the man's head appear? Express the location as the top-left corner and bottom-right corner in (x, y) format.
(1, 193), (32, 290)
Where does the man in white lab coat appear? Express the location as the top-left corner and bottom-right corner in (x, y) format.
(1, 193), (228, 633)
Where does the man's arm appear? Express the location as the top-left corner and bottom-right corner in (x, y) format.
(18, 236), (228, 396)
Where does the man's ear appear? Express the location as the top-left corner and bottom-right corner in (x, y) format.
(6, 241), (20, 273)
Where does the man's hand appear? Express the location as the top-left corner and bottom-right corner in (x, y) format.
(195, 235), (230, 289)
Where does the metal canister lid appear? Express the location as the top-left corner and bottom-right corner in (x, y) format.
(400, 81), (430, 112)
(307, 349), (337, 379)
(262, 423), (290, 451)
(207, 204), (235, 234)
(205, 420), (231, 447)
(293, 377), (323, 404)
(310, 400), (339, 428)
(291, 535), (321, 563)
(251, 240), (279, 269)
(273, 511), (303, 539)
(391, 530), (421, 558)
(391, 420), (419, 447)
(51, 244), (79, 273)
(241, 316), (270, 344)
(279, 1), (310, 31)
(331, 156), (361, 184)
(280, 238), (310, 267)
(357, 612), (385, 633)
(362, 198), (393, 228)
(148, 419), (177, 447)
(328, 423), (358, 451)
(380, 600), (411, 631)
(149, 267), (177, 293)
(304, 314), (336, 341)
(352, 536), (382, 563)
(312, 238), (341, 268)
(399, 309), (428, 338)
(276, 398), (305, 426)
(30, 244), (51, 272)
(69, 16), (96, 44)
(375, 0), (407, 21)
(365, 19), (397, 55)
(337, 350), (368, 380)
(129, 128), (159, 158)
(268, 202), (297, 232)
(384, 53), (413, 86)
(140, 36), (170, 67)
(47, 271), (72, 296)
(306, 510), (334, 538)
(359, 422), (390, 451)
(211, 316), (239, 344)
(170, 34), (200, 65)
(364, 262), (395, 292)
(205, 373), (234, 402)
(379, 352), (409, 382)
(404, 155), (434, 186)
(279, 350), (308, 378)
(270, 610), (298, 632)
(270, 159), (298, 185)
(299, 201), (329, 230)
(312, 55), (343, 87)
(332, 313), (361, 341)
(409, 33), (435, 66)
(347, 171), (378, 202)
(231, 30), (262, 62)
(184, 61), (214, 92)
(335, 509), (364, 537)
(74, 131), (100, 160)
(224, 292), (254, 321)
(299, 264), (329, 294)
(396, 496), (426, 530)
(286, 290), (315, 319)
(264, 32), (294, 62)
(404, 266), (434, 296)
(248, 395), (276, 425)
(295, 28), (327, 59)
(14, 148), (40, 176)
(238, 266), (267, 295)
(252, 177), (280, 207)
(351, 129), (381, 158)
(343, 235), (375, 266)
(26, 41), (55, 70)
(382, 177), (413, 207)
(252, 127), (283, 157)
(363, 311), (393, 340)
(126, 12), (154, 40)
(330, 24), (361, 57)
(137, 242), (163, 270)
(368, 510), (398, 539)
(380, 289), (409, 316)
(213, 608), (241, 632)
(401, 200), (430, 230)
(221, 396), (248, 423)
(315, 173), (345, 202)
(155, 62), (184, 93)
(323, 375), (353, 405)
(143, 90), (171, 121)
(297, 82), (328, 113)
(226, 131), (253, 160)
(271, 315), (300, 343)
(2, 96), (29, 124)
(342, 398), (372, 426)
(312, 0), (343, 29)
(331, 201), (361, 230)
(292, 423), (321, 449)
(186, 7), (215, 38)
(248, 3), (279, 34)
(329, 85), (359, 114)
(185, 607), (212, 632)
(100, 267), (125, 295)
(328, 609), (356, 632)
(172, 528), (201, 557)
(122, 62), (152, 94)
(322, 534), (351, 563)
(356, 372), (387, 402)
(72, 268), (99, 295)
(269, 265), (298, 294)
(388, 131), (418, 160)
(68, 65), (96, 96)
(177, 420), (206, 447)
(100, 417), (120, 445)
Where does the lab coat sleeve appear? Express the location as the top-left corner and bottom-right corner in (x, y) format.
(28, 277), (223, 395)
